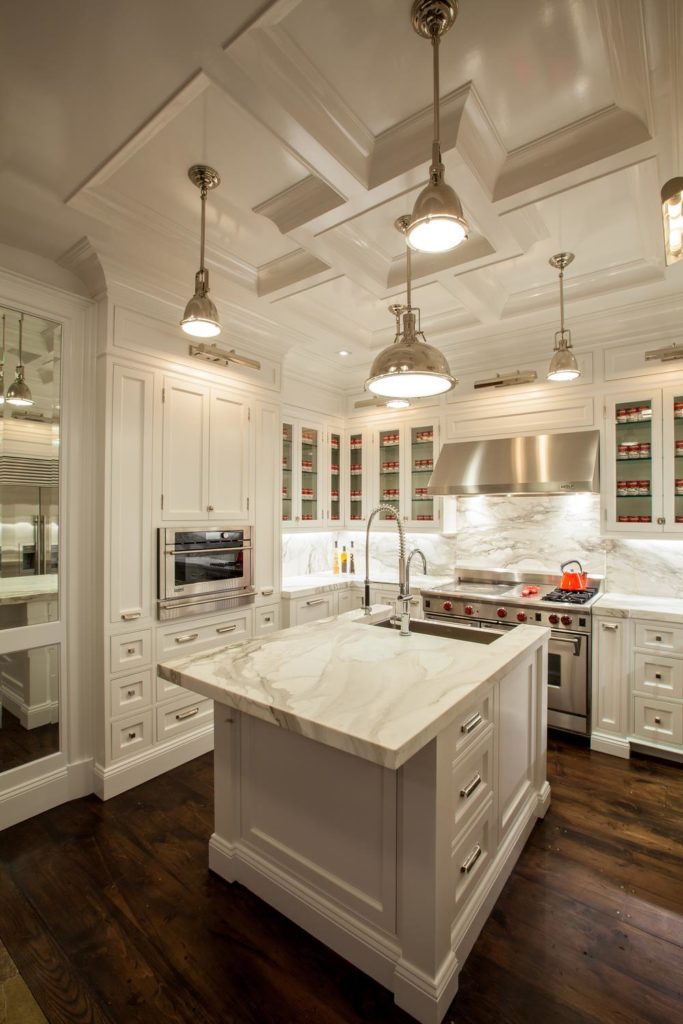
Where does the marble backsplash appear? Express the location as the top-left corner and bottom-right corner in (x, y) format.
(282, 494), (683, 597)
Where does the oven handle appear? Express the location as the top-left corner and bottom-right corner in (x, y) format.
(159, 589), (255, 611)
(551, 635), (582, 656)
(167, 545), (250, 556)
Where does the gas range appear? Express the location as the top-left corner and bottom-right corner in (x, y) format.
(421, 569), (603, 634)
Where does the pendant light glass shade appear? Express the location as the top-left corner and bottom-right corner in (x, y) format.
(180, 165), (221, 339)
(661, 176), (683, 266)
(546, 253), (580, 383)
(365, 219), (457, 398)
(6, 314), (33, 407)
(407, 0), (468, 254)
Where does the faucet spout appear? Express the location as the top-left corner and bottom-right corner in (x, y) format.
(362, 505), (407, 618)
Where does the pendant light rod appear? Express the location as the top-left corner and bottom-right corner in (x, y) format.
(549, 252), (574, 335)
(181, 165), (222, 338)
(547, 252), (579, 382)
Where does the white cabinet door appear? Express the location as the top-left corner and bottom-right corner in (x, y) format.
(161, 377), (209, 520)
(603, 391), (663, 535)
(208, 389), (251, 520)
(109, 364), (154, 624)
(592, 616), (630, 747)
(254, 401), (281, 600)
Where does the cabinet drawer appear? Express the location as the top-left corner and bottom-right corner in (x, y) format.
(111, 710), (153, 760)
(634, 622), (683, 655)
(110, 669), (152, 717)
(255, 605), (280, 635)
(451, 692), (494, 760)
(451, 798), (495, 912)
(157, 610), (251, 658)
(451, 730), (493, 835)
(156, 694), (213, 743)
(633, 696), (683, 746)
(110, 629), (152, 675)
(633, 654), (683, 700)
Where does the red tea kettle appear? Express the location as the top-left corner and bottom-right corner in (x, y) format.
(559, 560), (588, 591)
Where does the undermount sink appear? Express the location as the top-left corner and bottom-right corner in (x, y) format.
(368, 617), (503, 644)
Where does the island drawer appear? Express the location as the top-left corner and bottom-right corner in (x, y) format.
(449, 691), (494, 761)
(110, 669), (152, 717)
(451, 797), (495, 913)
(634, 621), (683, 655)
(110, 628), (152, 675)
(111, 709), (153, 760)
(450, 730), (494, 834)
(633, 653), (683, 701)
(156, 693), (213, 743)
(632, 696), (682, 746)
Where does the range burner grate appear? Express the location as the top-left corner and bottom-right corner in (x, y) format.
(543, 588), (598, 605)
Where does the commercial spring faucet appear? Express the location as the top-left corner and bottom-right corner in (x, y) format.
(363, 506), (426, 636)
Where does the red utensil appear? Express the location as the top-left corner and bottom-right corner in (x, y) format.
(520, 585), (540, 597)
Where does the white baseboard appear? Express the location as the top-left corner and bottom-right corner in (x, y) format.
(0, 758), (93, 831)
(93, 725), (214, 799)
(590, 731), (630, 759)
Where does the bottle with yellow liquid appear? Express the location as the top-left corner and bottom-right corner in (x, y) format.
(332, 540), (340, 575)
(349, 541), (355, 575)
(340, 545), (348, 574)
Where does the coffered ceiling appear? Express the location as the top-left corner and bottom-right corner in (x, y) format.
(2, 0), (682, 389)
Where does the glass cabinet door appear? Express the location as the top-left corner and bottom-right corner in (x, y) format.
(664, 390), (683, 530)
(282, 422), (293, 523)
(349, 431), (365, 523)
(614, 399), (654, 528)
(378, 427), (400, 522)
(409, 424), (435, 524)
(300, 425), (319, 522)
(329, 430), (341, 524)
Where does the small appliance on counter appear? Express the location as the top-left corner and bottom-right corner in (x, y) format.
(157, 526), (255, 620)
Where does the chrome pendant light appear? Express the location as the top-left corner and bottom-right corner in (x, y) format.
(547, 253), (580, 382)
(406, 0), (468, 254)
(365, 216), (457, 398)
(6, 314), (34, 407)
(0, 314), (5, 405)
(180, 164), (221, 338)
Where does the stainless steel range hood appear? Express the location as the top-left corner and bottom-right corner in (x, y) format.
(427, 430), (600, 496)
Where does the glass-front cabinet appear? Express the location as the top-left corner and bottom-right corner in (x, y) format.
(374, 420), (439, 528)
(604, 389), (683, 534)
(329, 429), (341, 525)
(281, 419), (324, 526)
(347, 428), (370, 525)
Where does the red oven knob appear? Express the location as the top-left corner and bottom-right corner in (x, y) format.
(443, 601), (453, 612)
(464, 605), (473, 615)
(561, 615), (573, 626)
(516, 611), (527, 622)
(549, 613), (559, 625)
(497, 608), (508, 618)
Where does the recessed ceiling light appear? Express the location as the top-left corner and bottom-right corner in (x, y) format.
(338, 350), (351, 357)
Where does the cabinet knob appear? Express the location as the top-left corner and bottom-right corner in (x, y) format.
(126, 647), (136, 655)
(128, 731), (137, 740)
(657, 517), (666, 525)
(126, 689), (136, 697)
(655, 673), (662, 680)
(654, 716), (662, 724)
(207, 505), (215, 512)
(655, 636), (662, 642)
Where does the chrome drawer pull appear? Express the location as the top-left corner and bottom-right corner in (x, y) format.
(601, 623), (618, 632)
(216, 624), (237, 634)
(176, 707), (200, 721)
(175, 632), (199, 644)
(306, 599), (325, 607)
(121, 611), (141, 621)
(461, 844), (482, 874)
(461, 712), (482, 735)
(460, 773), (482, 799)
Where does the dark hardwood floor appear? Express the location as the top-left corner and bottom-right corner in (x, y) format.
(1, 734), (681, 1024)
(0, 707), (59, 773)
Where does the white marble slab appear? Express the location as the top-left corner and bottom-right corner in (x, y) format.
(158, 607), (547, 770)
(594, 593), (683, 623)
(0, 574), (58, 605)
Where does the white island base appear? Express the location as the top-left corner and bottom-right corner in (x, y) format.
(207, 651), (549, 1024)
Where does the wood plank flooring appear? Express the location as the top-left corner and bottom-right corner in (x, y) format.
(0, 734), (681, 1024)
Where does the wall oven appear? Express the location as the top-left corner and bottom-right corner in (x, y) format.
(157, 526), (255, 620)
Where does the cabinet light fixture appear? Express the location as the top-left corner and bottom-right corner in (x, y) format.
(474, 370), (538, 390)
(181, 165), (222, 339)
(644, 343), (683, 363)
(406, 0), (468, 254)
(189, 341), (261, 371)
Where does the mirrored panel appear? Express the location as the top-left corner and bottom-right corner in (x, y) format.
(0, 306), (61, 629)
(0, 642), (60, 772)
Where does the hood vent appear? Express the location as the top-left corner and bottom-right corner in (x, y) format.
(427, 430), (600, 496)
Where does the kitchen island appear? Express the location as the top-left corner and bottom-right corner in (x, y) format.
(158, 608), (550, 1024)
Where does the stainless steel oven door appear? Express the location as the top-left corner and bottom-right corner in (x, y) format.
(547, 631), (587, 716)
(159, 528), (253, 600)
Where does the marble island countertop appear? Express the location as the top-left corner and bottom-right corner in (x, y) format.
(0, 574), (58, 605)
(282, 571), (452, 598)
(158, 606), (548, 770)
